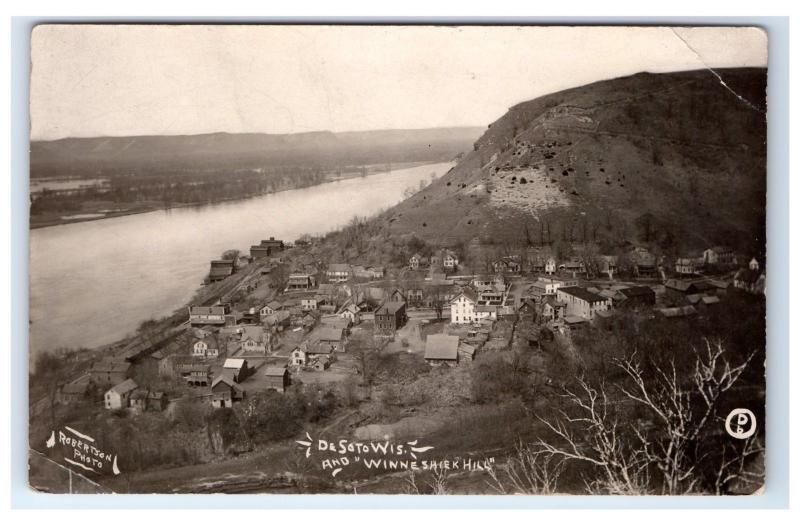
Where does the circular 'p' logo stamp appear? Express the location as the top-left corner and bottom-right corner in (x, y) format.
(725, 408), (757, 439)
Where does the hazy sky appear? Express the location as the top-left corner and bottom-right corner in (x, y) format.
(30, 25), (767, 141)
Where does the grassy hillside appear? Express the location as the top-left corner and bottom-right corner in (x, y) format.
(380, 68), (767, 256)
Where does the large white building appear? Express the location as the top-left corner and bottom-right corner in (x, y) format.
(556, 286), (610, 320)
(450, 288), (479, 324)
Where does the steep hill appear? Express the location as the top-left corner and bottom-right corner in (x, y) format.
(30, 127), (484, 178)
(380, 68), (767, 256)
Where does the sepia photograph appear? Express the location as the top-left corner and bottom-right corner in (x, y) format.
(26, 24), (769, 496)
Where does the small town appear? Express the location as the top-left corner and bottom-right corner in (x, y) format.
(30, 226), (767, 493)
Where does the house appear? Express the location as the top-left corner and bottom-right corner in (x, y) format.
(556, 286), (611, 320)
(409, 253), (429, 271)
(263, 309), (291, 330)
(89, 360), (132, 387)
(475, 305), (498, 322)
(539, 296), (567, 323)
(749, 257), (761, 271)
(303, 340), (336, 360)
(424, 334), (460, 367)
(129, 390), (167, 413)
(238, 326), (272, 354)
(250, 237), (284, 258)
(560, 258), (586, 275)
(493, 256), (522, 274)
(374, 301), (408, 336)
(260, 301), (283, 317)
(450, 287), (478, 324)
(517, 298), (537, 320)
(664, 279), (710, 296)
(338, 303), (362, 324)
(210, 375), (244, 408)
(301, 297), (319, 311)
(104, 378), (138, 410)
(188, 304), (230, 326)
(223, 358), (249, 383)
(209, 259), (236, 282)
(472, 277), (495, 293)
(290, 346), (307, 367)
(311, 355), (331, 371)
(326, 263), (352, 283)
(616, 286), (656, 308)
(441, 250), (459, 271)
(287, 273), (314, 291)
(703, 246), (736, 265)
(315, 326), (348, 352)
(545, 257), (557, 275)
(185, 364), (211, 386)
(598, 255), (618, 280)
(529, 277), (576, 299)
(260, 237), (285, 251)
(733, 268), (766, 295)
(367, 266), (385, 279)
(56, 380), (92, 405)
(264, 366), (289, 393)
(388, 288), (406, 303)
(675, 257), (701, 275)
(477, 291), (504, 306)
(192, 334), (221, 359)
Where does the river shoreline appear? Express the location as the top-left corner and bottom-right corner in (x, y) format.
(29, 161), (437, 230)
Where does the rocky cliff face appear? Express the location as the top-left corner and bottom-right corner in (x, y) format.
(381, 68), (767, 256)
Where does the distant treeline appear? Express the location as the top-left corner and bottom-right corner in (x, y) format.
(30, 166), (328, 214)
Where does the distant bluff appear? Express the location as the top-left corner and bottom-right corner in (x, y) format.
(380, 68), (767, 256)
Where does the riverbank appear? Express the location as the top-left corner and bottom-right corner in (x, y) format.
(29, 161), (437, 230)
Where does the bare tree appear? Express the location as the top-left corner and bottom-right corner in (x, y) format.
(404, 467), (450, 495)
(534, 339), (756, 495)
(487, 442), (564, 494)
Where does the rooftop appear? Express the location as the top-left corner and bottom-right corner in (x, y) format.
(557, 286), (610, 303)
(108, 378), (138, 395)
(424, 334), (459, 360)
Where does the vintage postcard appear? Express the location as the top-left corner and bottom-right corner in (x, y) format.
(28, 24), (767, 495)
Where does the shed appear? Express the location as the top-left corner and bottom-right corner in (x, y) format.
(424, 334), (459, 367)
(264, 366), (289, 393)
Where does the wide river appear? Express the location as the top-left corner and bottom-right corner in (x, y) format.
(29, 162), (453, 356)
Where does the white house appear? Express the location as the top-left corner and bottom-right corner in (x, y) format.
(703, 246), (736, 265)
(104, 378), (138, 410)
(301, 297), (318, 311)
(338, 303), (361, 325)
(556, 286), (610, 320)
(290, 346), (307, 367)
(326, 264), (352, 283)
(260, 301), (282, 317)
(545, 257), (557, 275)
(474, 305), (498, 322)
(238, 326), (271, 354)
(409, 253), (427, 270)
(192, 335), (220, 359)
(749, 257), (760, 271)
(450, 288), (479, 324)
(441, 250), (459, 270)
